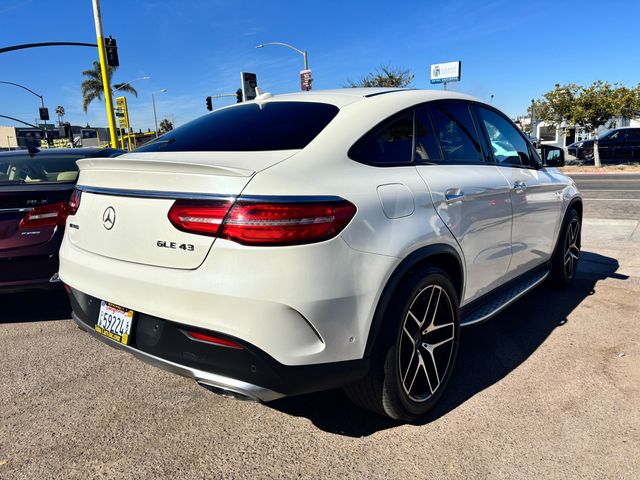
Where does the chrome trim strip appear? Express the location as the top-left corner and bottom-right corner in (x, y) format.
(72, 313), (284, 402)
(76, 186), (347, 204)
(237, 195), (347, 203)
(0, 207), (32, 213)
(76, 185), (234, 201)
(460, 270), (550, 327)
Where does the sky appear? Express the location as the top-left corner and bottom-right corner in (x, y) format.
(1, 0), (639, 132)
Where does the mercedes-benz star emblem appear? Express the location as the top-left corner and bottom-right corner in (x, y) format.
(102, 206), (116, 230)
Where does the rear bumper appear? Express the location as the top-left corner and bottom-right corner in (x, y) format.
(0, 254), (60, 291)
(59, 231), (396, 366)
(68, 287), (369, 400)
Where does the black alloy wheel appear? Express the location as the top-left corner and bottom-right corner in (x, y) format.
(344, 268), (460, 421)
(550, 209), (581, 286)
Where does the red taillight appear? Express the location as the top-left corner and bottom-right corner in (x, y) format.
(19, 202), (69, 229)
(186, 330), (243, 349)
(221, 200), (357, 246)
(167, 199), (233, 236)
(69, 189), (82, 215)
(167, 198), (357, 246)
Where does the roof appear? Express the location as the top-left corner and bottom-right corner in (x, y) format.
(256, 88), (485, 109)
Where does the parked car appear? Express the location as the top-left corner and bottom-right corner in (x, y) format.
(568, 127), (640, 161)
(0, 147), (123, 291)
(526, 134), (539, 148)
(60, 89), (581, 420)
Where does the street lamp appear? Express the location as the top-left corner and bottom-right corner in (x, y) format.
(256, 42), (308, 70)
(0, 80), (49, 142)
(114, 76), (150, 91)
(152, 89), (167, 137)
(256, 42), (311, 90)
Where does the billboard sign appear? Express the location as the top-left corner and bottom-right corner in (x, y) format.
(240, 72), (257, 101)
(430, 61), (461, 84)
(115, 96), (130, 129)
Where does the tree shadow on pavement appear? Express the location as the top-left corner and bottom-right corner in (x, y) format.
(268, 251), (626, 437)
(0, 288), (71, 324)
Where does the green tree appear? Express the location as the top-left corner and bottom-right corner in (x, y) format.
(81, 60), (138, 113)
(535, 82), (640, 167)
(346, 65), (414, 88)
(159, 118), (174, 134)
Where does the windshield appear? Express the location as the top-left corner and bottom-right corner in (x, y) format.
(137, 101), (339, 153)
(0, 154), (84, 185)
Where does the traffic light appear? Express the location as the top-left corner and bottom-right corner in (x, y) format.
(206, 96), (212, 111)
(236, 88), (243, 103)
(105, 36), (119, 67)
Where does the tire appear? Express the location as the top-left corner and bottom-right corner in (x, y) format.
(549, 208), (581, 286)
(344, 268), (460, 421)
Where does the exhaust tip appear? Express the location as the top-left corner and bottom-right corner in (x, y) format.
(197, 381), (256, 402)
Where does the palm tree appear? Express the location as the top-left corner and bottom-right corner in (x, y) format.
(81, 61), (138, 112)
(159, 118), (174, 133)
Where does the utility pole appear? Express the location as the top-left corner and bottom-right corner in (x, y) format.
(530, 99), (535, 138)
(152, 89), (167, 138)
(91, 0), (117, 148)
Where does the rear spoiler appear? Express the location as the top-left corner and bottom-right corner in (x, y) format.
(77, 158), (255, 178)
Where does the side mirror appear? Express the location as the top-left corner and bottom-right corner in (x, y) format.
(541, 145), (565, 167)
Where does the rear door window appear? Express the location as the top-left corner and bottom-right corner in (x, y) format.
(627, 129), (640, 143)
(414, 107), (442, 163)
(137, 102), (339, 152)
(429, 102), (484, 163)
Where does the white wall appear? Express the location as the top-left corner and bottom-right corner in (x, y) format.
(0, 126), (18, 149)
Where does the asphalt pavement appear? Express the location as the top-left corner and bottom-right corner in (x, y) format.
(0, 174), (638, 479)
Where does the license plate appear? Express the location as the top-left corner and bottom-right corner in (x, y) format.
(95, 301), (134, 345)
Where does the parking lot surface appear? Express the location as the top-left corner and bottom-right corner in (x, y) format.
(1, 174), (638, 479)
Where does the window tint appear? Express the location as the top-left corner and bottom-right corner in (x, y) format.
(430, 103), (483, 163)
(478, 107), (532, 166)
(137, 102), (339, 152)
(607, 130), (625, 142)
(0, 154), (81, 185)
(627, 129), (640, 142)
(414, 107), (442, 162)
(349, 111), (414, 166)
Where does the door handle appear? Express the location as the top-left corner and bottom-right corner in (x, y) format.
(445, 188), (465, 204)
(513, 181), (526, 192)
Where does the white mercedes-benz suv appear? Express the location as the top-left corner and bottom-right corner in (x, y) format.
(59, 89), (582, 420)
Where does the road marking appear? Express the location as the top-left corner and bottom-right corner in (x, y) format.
(578, 189), (640, 192)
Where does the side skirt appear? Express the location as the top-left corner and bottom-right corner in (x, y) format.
(460, 264), (550, 327)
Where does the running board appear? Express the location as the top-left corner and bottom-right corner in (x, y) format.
(460, 268), (550, 327)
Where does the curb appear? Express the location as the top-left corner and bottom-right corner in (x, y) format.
(562, 171), (640, 176)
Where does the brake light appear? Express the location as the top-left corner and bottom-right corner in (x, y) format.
(19, 202), (69, 229)
(167, 197), (357, 246)
(69, 189), (82, 215)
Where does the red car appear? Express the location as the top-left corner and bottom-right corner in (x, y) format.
(0, 147), (123, 291)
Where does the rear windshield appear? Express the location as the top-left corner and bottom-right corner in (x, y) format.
(137, 101), (339, 152)
(0, 154), (83, 185)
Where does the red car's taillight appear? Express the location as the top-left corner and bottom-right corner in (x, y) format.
(167, 198), (357, 246)
(19, 202), (69, 229)
(69, 189), (82, 215)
